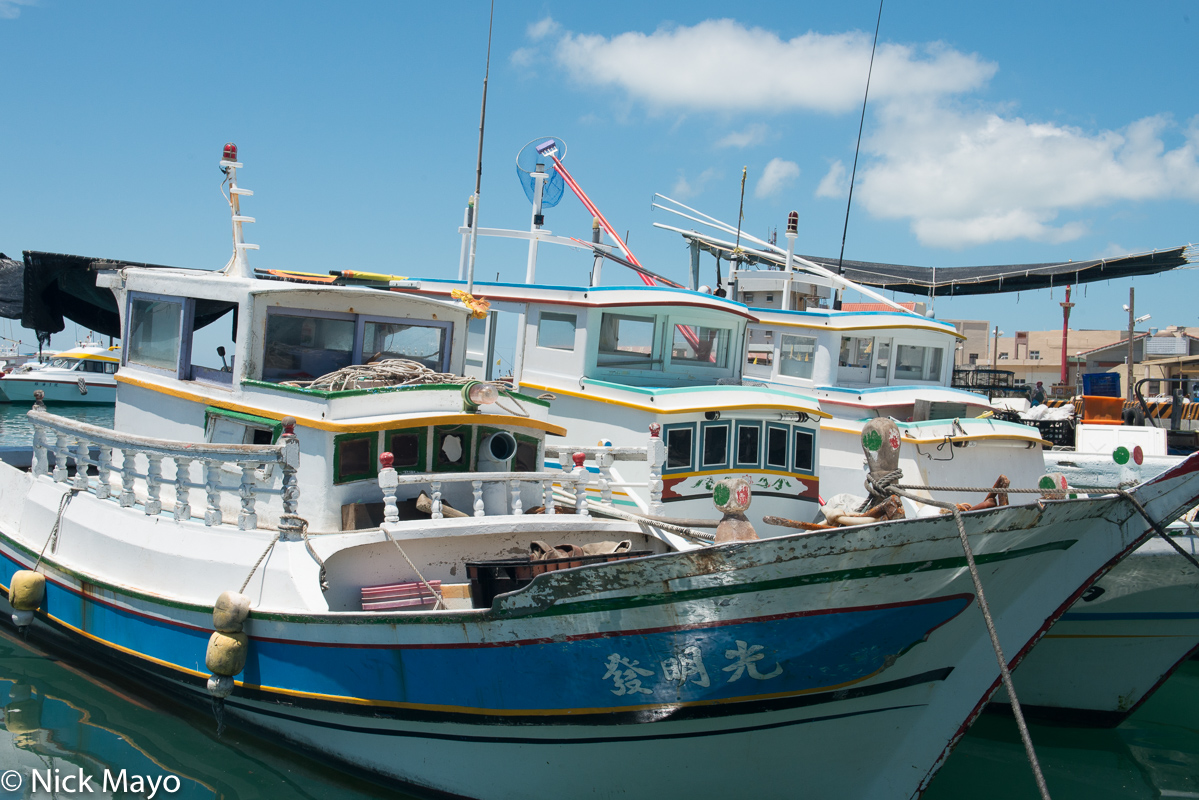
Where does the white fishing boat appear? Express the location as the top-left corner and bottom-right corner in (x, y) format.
(0, 342), (120, 405)
(5, 144), (1199, 799)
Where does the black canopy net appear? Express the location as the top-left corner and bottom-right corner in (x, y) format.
(1, 251), (234, 342)
(684, 233), (1196, 297)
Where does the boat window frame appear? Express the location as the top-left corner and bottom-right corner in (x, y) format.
(431, 424), (474, 473)
(123, 291), (192, 379)
(262, 307), (359, 385)
(665, 320), (733, 370)
(536, 311), (578, 352)
(764, 423), (790, 472)
(778, 332), (818, 381)
(792, 427), (815, 475)
(358, 313), (454, 373)
(333, 431), (379, 485)
(597, 312), (661, 368)
(734, 421), (762, 469)
(383, 425), (429, 474)
(699, 419), (732, 470)
(662, 422), (696, 474)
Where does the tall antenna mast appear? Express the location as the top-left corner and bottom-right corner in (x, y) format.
(835, 0), (884, 311)
(466, 1), (495, 295)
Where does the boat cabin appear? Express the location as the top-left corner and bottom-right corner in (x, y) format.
(95, 268), (562, 531)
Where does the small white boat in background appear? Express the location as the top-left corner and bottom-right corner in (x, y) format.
(0, 342), (119, 406)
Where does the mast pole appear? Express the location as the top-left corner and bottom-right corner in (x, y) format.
(465, 1), (494, 295)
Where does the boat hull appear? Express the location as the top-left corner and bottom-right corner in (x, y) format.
(2, 455), (1198, 798)
(0, 376), (116, 405)
(991, 532), (1199, 726)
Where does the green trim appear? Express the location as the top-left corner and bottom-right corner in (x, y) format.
(333, 431), (379, 484)
(383, 427), (429, 474)
(0, 528), (1078, 627)
(239, 378), (551, 408)
(495, 539), (1080, 619)
(204, 406), (283, 443)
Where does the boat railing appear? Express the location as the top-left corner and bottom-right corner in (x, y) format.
(27, 404), (300, 532)
(376, 424), (667, 520)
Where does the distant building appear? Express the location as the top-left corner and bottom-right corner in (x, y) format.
(940, 321), (1199, 397)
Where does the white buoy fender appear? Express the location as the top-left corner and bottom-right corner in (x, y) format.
(9, 570), (45, 612)
(206, 631), (249, 677)
(207, 675), (234, 699)
(212, 591), (251, 633)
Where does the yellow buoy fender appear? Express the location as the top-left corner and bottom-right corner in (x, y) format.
(205, 631), (249, 677)
(9, 571), (45, 612)
(212, 591), (251, 633)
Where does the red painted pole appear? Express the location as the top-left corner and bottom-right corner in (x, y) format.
(1060, 285), (1074, 386)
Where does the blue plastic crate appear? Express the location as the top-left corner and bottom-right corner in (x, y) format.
(1082, 373), (1121, 397)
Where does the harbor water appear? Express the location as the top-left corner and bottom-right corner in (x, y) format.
(0, 404), (1196, 798)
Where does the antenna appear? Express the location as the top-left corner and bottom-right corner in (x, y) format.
(835, 0), (884, 311)
(465, 0), (495, 295)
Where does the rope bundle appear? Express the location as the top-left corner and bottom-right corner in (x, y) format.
(283, 359), (472, 393)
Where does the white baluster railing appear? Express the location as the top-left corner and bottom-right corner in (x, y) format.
(26, 403), (300, 533)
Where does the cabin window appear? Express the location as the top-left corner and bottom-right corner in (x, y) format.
(264, 313), (355, 383)
(839, 336), (874, 370)
(205, 407), (281, 446)
(874, 340), (892, 381)
(671, 326), (730, 367)
(792, 429), (815, 473)
(598, 314), (656, 364)
(537, 312), (577, 351)
(384, 428), (427, 473)
(664, 424), (695, 472)
(104, 362), (118, 374)
(735, 422), (761, 468)
(363, 321), (449, 371)
(765, 424), (789, 471)
(334, 433), (377, 484)
(701, 422), (731, 469)
(894, 345), (944, 382)
(433, 425), (471, 472)
(779, 334), (817, 379)
(743, 292), (754, 303)
(513, 434), (539, 473)
(127, 296), (184, 373)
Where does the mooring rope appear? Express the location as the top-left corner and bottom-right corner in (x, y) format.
(239, 533), (282, 594)
(886, 484), (1052, 800)
(381, 527), (446, 610)
(34, 488), (80, 570)
(1115, 489), (1199, 572)
(280, 514), (328, 592)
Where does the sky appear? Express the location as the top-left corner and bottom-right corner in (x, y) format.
(1, 0), (1196, 355)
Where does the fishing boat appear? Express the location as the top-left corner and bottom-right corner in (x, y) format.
(5, 145), (1199, 799)
(0, 342), (120, 405)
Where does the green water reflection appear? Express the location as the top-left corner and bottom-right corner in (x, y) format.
(926, 661), (1199, 799)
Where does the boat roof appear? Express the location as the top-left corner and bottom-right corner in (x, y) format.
(394, 278), (759, 321)
(50, 343), (121, 361)
(751, 307), (962, 337)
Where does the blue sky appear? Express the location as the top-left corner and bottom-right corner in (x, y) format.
(1, 1), (1196, 354)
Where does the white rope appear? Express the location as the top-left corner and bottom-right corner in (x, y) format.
(281, 359), (472, 392)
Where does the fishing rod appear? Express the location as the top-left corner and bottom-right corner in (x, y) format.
(465, 0), (495, 295)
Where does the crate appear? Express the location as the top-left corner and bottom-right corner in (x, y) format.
(1082, 373), (1121, 397)
(466, 550), (653, 608)
(360, 580), (442, 611)
(1080, 395), (1125, 424)
(1032, 418), (1075, 449)
(990, 409), (1026, 424)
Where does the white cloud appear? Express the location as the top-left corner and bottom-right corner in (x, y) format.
(528, 17), (560, 41)
(815, 160), (846, 198)
(0, 0), (35, 20)
(858, 105), (1199, 247)
(553, 19), (995, 114)
(510, 47), (536, 67)
(672, 167), (720, 200)
(717, 123), (769, 148)
(755, 158), (800, 199)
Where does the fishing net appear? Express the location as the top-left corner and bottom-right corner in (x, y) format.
(515, 137), (566, 208)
